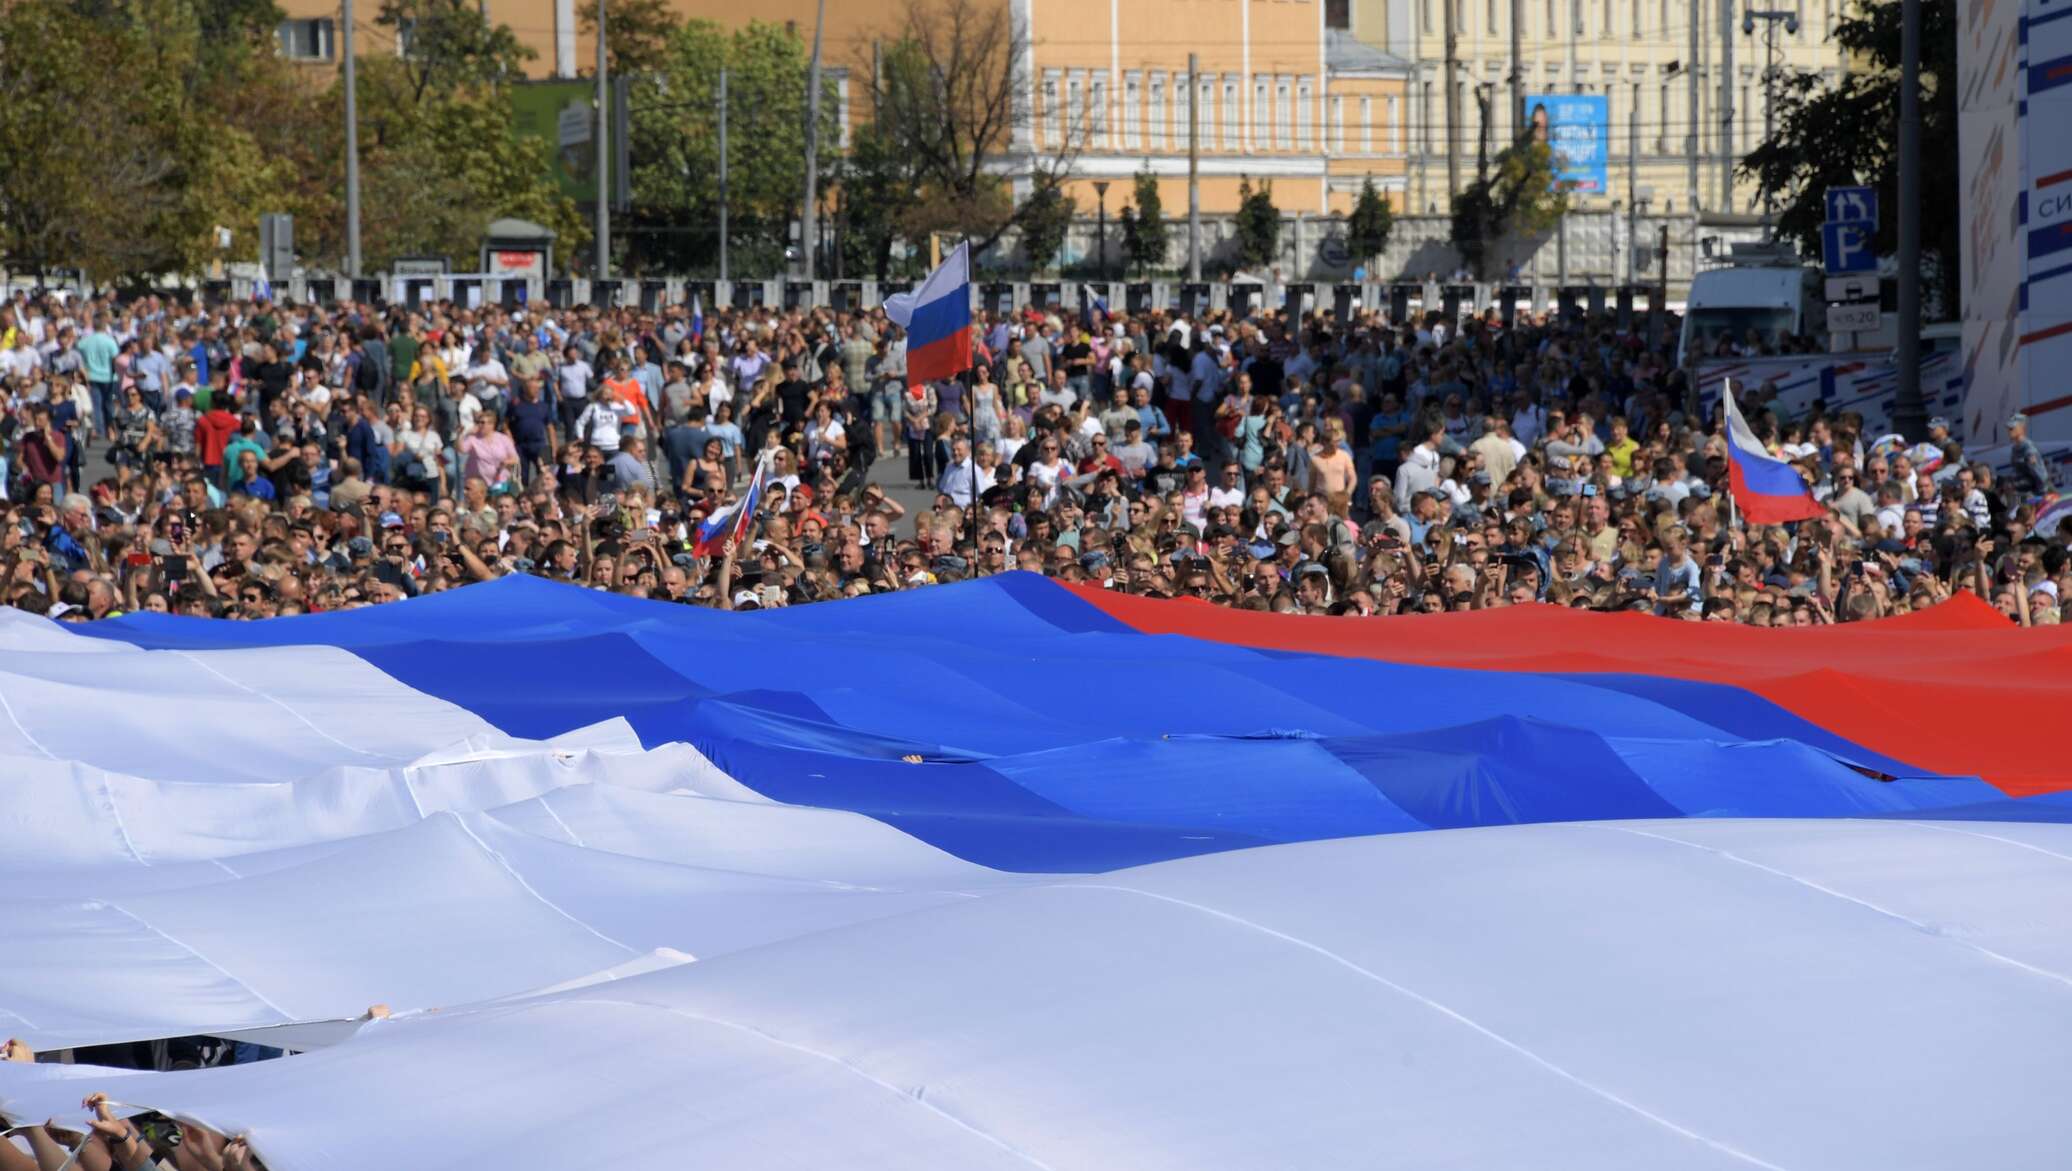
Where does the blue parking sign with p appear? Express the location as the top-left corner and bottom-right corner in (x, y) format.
(1825, 186), (1877, 225)
(1822, 222), (1875, 274)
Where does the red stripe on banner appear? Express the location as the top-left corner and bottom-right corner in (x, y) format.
(2020, 319), (2072, 348)
(907, 327), (973, 386)
(1061, 584), (2072, 797)
(2040, 167), (2072, 190)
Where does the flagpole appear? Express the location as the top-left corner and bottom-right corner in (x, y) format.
(963, 239), (979, 571)
(1721, 377), (1734, 533)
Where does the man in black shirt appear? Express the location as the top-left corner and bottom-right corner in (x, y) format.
(253, 344), (295, 419)
(506, 376), (559, 487)
(775, 360), (813, 429)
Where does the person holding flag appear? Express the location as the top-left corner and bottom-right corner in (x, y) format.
(1719, 381), (1824, 525)
(693, 449), (771, 560)
(883, 242), (984, 545)
(883, 242), (974, 389)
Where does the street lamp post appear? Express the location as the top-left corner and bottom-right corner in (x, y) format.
(1092, 180), (1110, 283)
(1742, 8), (1800, 230)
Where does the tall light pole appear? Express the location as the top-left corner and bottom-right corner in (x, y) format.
(1509, 0), (1524, 136)
(1742, 8), (1800, 225)
(1443, 0), (1460, 203)
(1686, 5), (1701, 211)
(717, 68), (730, 283)
(801, 0), (828, 281)
(1187, 53), (1201, 283)
(1893, 0), (1925, 439)
(594, 0), (609, 282)
(1720, 0), (1735, 209)
(1093, 180), (1110, 283)
(342, 0), (361, 279)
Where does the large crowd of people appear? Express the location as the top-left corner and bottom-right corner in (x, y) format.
(0, 283), (2064, 627)
(3, 1037), (268, 1171)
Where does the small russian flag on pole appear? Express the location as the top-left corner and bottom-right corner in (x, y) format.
(693, 452), (770, 558)
(883, 242), (973, 389)
(1721, 381), (1825, 525)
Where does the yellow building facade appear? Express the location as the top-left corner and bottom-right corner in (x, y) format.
(274, 0), (1412, 220)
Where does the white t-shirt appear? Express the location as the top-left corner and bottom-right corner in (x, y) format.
(396, 427), (444, 463)
(575, 400), (622, 453)
(805, 417), (846, 462)
(466, 357), (510, 398)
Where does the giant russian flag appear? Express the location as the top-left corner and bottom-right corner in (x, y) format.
(6, 578), (2072, 1170)
(883, 241), (972, 387)
(1721, 381), (1825, 524)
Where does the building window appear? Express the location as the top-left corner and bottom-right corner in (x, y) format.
(1274, 78), (1291, 150)
(276, 17), (334, 60)
(1222, 77), (1239, 151)
(1197, 75), (1214, 151)
(1331, 95), (1346, 153)
(1388, 94), (1401, 151)
(1123, 72), (1142, 149)
(1657, 77), (1674, 153)
(1068, 73), (1085, 146)
(1253, 76), (1270, 149)
(1423, 0), (1433, 33)
(1297, 77), (1314, 151)
(1044, 72), (1063, 148)
(835, 73), (853, 150)
(1361, 96), (1374, 153)
(1419, 81), (1431, 152)
(1327, 0), (1351, 29)
(1545, 0), (1556, 35)
(1175, 72), (1193, 150)
(1149, 73), (1167, 151)
(1488, 0), (1498, 32)
(1456, 81), (1467, 157)
(1091, 71), (1110, 148)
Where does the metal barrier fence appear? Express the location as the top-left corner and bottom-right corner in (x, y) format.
(147, 274), (1680, 329)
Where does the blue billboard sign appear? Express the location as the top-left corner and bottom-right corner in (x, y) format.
(1525, 94), (1609, 195)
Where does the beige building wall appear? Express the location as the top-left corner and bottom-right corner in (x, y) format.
(1389, 0), (1846, 218)
(273, 0), (1410, 220)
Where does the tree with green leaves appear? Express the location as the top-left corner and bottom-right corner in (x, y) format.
(0, 0), (582, 282)
(836, 123), (927, 280)
(619, 20), (842, 274)
(1449, 141), (1565, 280)
(1232, 177), (1280, 272)
(1740, 0), (1958, 313)
(376, 0), (534, 101)
(580, 0), (681, 76)
(1345, 178), (1395, 272)
(0, 0), (321, 283)
(1122, 166), (1167, 276)
(329, 0), (584, 271)
(1017, 186), (1073, 274)
(867, 0), (1079, 255)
